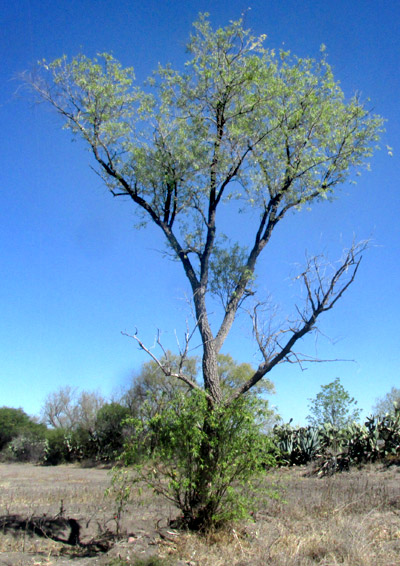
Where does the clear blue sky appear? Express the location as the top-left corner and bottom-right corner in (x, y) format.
(1, 0), (399, 424)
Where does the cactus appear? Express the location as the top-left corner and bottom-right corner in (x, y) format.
(272, 423), (321, 465)
(274, 410), (400, 474)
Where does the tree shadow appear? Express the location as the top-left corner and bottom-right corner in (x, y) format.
(0, 514), (114, 555)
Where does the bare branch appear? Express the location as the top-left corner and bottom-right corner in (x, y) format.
(121, 330), (212, 403)
(228, 240), (368, 404)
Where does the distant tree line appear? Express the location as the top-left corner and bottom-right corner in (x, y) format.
(1, 353), (279, 465)
(1, 370), (398, 469)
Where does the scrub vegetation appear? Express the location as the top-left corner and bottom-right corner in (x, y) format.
(4, 14), (396, 564)
(1, 462), (400, 565)
(22, 13), (384, 530)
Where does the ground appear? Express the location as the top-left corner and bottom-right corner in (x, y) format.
(1, 462), (400, 565)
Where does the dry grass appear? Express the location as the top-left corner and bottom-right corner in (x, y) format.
(1, 463), (400, 565)
(169, 466), (400, 566)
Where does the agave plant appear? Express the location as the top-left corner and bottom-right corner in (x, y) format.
(273, 423), (321, 465)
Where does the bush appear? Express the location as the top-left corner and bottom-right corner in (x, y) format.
(6, 434), (47, 463)
(118, 391), (271, 530)
(0, 407), (46, 452)
(42, 428), (72, 465)
(95, 402), (131, 461)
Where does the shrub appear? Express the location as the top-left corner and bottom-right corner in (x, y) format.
(95, 402), (131, 461)
(117, 391), (271, 530)
(6, 433), (47, 463)
(0, 407), (46, 451)
(42, 428), (72, 465)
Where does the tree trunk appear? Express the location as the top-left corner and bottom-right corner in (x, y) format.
(182, 412), (221, 530)
(202, 339), (222, 404)
(193, 285), (222, 404)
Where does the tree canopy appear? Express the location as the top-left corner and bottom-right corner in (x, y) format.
(27, 15), (383, 408)
(373, 387), (400, 416)
(41, 386), (104, 430)
(0, 407), (45, 451)
(307, 377), (361, 428)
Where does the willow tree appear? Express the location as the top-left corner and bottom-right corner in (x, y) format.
(27, 15), (382, 527)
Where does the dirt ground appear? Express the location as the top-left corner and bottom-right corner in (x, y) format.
(0, 463), (181, 565)
(1, 462), (400, 565)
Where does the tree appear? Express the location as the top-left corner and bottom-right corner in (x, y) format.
(122, 351), (276, 414)
(94, 402), (131, 460)
(307, 377), (361, 428)
(41, 386), (79, 429)
(373, 387), (400, 416)
(26, 15), (382, 528)
(0, 407), (46, 452)
(122, 352), (278, 447)
(121, 352), (199, 421)
(41, 386), (104, 431)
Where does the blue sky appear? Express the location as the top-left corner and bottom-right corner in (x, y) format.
(1, 0), (399, 424)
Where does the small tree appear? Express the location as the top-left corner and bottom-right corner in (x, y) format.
(95, 402), (131, 460)
(307, 377), (361, 428)
(26, 15), (382, 528)
(122, 352), (199, 421)
(123, 390), (271, 529)
(373, 387), (400, 416)
(41, 386), (104, 431)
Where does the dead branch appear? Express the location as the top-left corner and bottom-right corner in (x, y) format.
(228, 240), (368, 404)
(122, 330), (211, 402)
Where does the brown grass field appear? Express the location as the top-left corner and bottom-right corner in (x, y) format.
(1, 462), (400, 565)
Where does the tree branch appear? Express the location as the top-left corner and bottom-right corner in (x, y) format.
(227, 240), (367, 404)
(121, 330), (213, 404)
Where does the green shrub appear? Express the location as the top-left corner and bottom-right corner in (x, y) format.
(42, 428), (71, 465)
(95, 402), (131, 461)
(0, 407), (46, 452)
(117, 391), (270, 530)
(6, 434), (46, 463)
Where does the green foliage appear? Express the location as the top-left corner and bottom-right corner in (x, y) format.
(307, 377), (361, 428)
(42, 428), (70, 465)
(95, 402), (131, 460)
(40, 389), (130, 463)
(217, 354), (279, 430)
(209, 243), (253, 308)
(30, 15), (383, 299)
(273, 423), (321, 465)
(28, 14), (383, 528)
(42, 427), (89, 465)
(106, 467), (134, 536)
(123, 352), (199, 421)
(119, 390), (270, 530)
(0, 406), (46, 452)
(217, 353), (273, 395)
(123, 352), (278, 432)
(5, 434), (47, 463)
